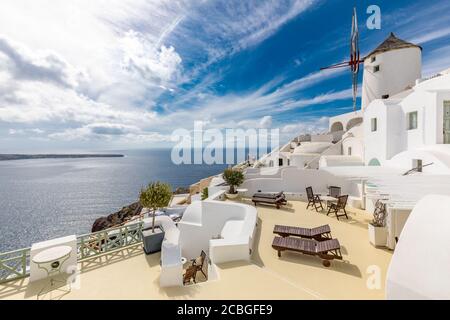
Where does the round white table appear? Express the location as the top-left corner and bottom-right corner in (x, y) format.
(33, 246), (72, 265)
(32, 245), (72, 299)
(236, 188), (248, 199)
(319, 195), (338, 210)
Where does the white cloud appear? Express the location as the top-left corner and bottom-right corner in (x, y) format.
(0, 0), (332, 148)
(281, 116), (328, 135)
(410, 26), (450, 45)
(0, 36), (83, 88)
(119, 30), (182, 85)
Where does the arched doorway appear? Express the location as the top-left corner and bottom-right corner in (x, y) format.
(330, 122), (344, 132)
(368, 158), (381, 166)
(346, 117), (363, 131)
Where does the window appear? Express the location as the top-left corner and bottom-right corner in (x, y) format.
(348, 147), (352, 156)
(278, 158), (283, 166)
(370, 56), (376, 63)
(374, 65), (380, 72)
(407, 111), (418, 130)
(371, 118), (377, 132)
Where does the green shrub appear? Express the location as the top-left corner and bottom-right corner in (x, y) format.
(222, 168), (245, 194)
(201, 187), (209, 200)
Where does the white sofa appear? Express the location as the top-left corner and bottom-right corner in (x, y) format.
(178, 200), (257, 264)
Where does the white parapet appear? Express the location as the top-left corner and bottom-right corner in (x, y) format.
(156, 215), (183, 288)
(30, 235), (77, 282)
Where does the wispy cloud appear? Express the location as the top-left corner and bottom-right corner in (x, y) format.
(0, 0), (321, 148)
(422, 45), (450, 76)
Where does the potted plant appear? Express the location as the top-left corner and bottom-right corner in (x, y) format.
(139, 181), (172, 254)
(222, 168), (244, 199)
(368, 200), (388, 247)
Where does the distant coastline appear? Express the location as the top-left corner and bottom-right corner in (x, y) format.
(0, 154), (125, 161)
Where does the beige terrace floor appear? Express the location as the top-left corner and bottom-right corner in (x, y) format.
(0, 200), (392, 300)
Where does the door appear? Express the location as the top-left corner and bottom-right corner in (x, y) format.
(444, 101), (450, 144)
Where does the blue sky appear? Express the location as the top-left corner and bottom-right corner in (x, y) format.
(0, 0), (450, 152)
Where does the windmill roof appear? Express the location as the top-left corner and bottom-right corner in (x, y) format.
(366, 32), (421, 58)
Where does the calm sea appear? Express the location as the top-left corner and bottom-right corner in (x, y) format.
(0, 149), (229, 252)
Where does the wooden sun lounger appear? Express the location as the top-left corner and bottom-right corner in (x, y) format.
(272, 236), (342, 267)
(252, 191), (287, 209)
(273, 224), (332, 241)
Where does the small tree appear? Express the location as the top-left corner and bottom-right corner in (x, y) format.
(222, 168), (245, 194)
(201, 187), (209, 200)
(139, 181), (172, 233)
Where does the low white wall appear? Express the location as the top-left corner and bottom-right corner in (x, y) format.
(311, 134), (333, 143)
(246, 167), (282, 178)
(294, 142), (333, 154)
(290, 153), (318, 168)
(156, 216), (183, 287)
(319, 156), (364, 168)
(241, 168), (356, 198)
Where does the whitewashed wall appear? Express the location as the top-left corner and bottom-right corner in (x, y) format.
(241, 168), (356, 198)
(362, 47), (421, 110)
(386, 195), (450, 299)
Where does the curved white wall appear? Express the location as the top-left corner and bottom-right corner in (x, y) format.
(386, 195), (450, 299)
(362, 47), (421, 109)
(388, 145), (450, 173)
(178, 200), (257, 263)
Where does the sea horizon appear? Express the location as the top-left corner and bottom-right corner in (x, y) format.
(0, 148), (233, 252)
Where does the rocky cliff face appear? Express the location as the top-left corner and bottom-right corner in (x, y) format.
(91, 201), (143, 232)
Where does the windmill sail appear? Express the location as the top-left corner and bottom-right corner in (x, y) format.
(320, 7), (362, 112)
(350, 7), (360, 111)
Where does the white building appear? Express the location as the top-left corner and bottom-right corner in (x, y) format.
(243, 32), (450, 255)
(327, 33), (450, 172)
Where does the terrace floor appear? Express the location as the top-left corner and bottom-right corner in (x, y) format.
(0, 200), (392, 300)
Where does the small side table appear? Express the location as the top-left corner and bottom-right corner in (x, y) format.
(319, 195), (338, 211)
(236, 188), (248, 199)
(32, 245), (72, 299)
